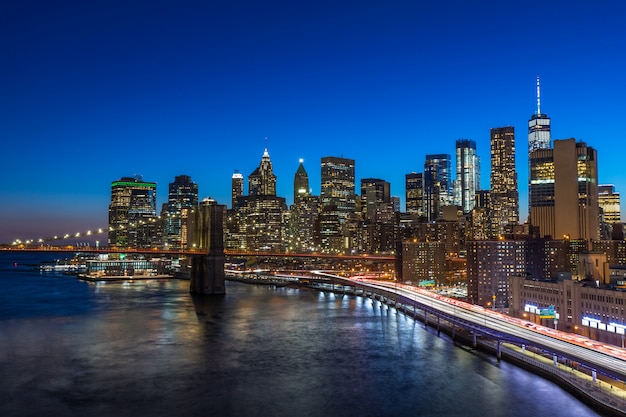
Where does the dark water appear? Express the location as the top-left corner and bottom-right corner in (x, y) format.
(0, 252), (602, 417)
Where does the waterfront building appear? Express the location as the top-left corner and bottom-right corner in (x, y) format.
(466, 239), (526, 308)
(405, 172), (424, 216)
(529, 138), (599, 242)
(231, 170), (244, 209)
(489, 126), (519, 238)
(293, 158), (309, 203)
(108, 176), (157, 248)
(401, 240), (446, 284)
(165, 175), (198, 249)
(509, 272), (626, 347)
(454, 139), (480, 213)
(424, 154), (452, 221)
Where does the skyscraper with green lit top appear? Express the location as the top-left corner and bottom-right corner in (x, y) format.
(108, 176), (157, 248)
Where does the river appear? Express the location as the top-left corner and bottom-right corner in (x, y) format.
(0, 252), (602, 417)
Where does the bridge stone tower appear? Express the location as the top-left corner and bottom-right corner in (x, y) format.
(189, 198), (226, 295)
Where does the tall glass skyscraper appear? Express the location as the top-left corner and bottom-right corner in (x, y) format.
(528, 77), (551, 155)
(424, 154), (452, 221)
(528, 77), (551, 222)
(166, 175), (198, 249)
(454, 139), (480, 213)
(489, 126), (519, 238)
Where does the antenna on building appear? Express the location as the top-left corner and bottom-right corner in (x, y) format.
(536, 76), (541, 116)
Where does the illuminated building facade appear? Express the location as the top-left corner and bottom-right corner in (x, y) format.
(405, 172), (424, 216)
(466, 239), (526, 309)
(528, 77), (551, 155)
(401, 240), (446, 283)
(108, 176), (157, 248)
(424, 154), (452, 221)
(509, 274), (626, 347)
(231, 170), (244, 209)
(225, 149), (287, 252)
(294, 158), (309, 203)
(289, 159), (319, 252)
(489, 126), (519, 238)
(598, 184), (621, 240)
(320, 156), (356, 253)
(529, 138), (599, 241)
(454, 139), (480, 213)
(321, 156), (355, 217)
(165, 175), (198, 249)
(248, 148), (277, 196)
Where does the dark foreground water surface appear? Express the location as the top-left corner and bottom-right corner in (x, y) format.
(0, 252), (602, 417)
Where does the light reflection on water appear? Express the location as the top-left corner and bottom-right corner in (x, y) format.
(0, 253), (603, 417)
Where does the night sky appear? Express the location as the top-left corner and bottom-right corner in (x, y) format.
(2, 0), (625, 244)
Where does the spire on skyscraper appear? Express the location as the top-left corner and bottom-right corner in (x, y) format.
(536, 76), (541, 116)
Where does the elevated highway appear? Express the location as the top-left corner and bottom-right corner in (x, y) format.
(295, 272), (626, 383)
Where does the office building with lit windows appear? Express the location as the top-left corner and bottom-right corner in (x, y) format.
(489, 126), (519, 238)
(405, 172), (424, 216)
(529, 138), (599, 242)
(231, 170), (244, 209)
(165, 175), (198, 249)
(320, 156), (356, 253)
(528, 77), (551, 155)
(108, 176), (157, 248)
(454, 139), (480, 213)
(289, 159), (320, 252)
(402, 240), (446, 284)
(598, 185), (621, 240)
(294, 158), (309, 203)
(467, 239), (527, 309)
(424, 154), (452, 222)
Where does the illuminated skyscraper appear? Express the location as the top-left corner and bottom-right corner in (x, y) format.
(231, 170), (244, 209)
(528, 77), (551, 222)
(360, 178), (390, 221)
(108, 176), (157, 248)
(528, 77), (551, 154)
(454, 139), (480, 213)
(321, 156), (355, 218)
(405, 172), (424, 216)
(529, 138), (599, 241)
(489, 126), (519, 237)
(293, 158), (309, 202)
(320, 156), (356, 253)
(424, 154), (452, 221)
(165, 175), (198, 249)
(598, 185), (621, 224)
(248, 148), (277, 196)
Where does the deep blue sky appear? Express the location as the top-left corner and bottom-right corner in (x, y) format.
(2, 0), (625, 244)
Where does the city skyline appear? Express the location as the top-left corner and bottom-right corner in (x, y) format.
(2, 0), (626, 243)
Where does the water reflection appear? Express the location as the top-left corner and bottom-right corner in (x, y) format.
(0, 253), (603, 417)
